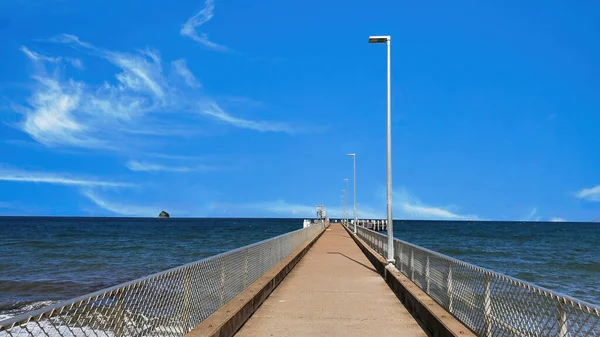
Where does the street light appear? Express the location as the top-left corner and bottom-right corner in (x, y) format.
(340, 194), (344, 224)
(369, 34), (395, 264)
(347, 153), (357, 234)
(344, 178), (349, 226)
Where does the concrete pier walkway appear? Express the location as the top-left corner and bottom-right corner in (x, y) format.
(235, 224), (428, 336)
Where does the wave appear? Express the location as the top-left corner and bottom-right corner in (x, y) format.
(436, 247), (510, 257)
(0, 279), (104, 297)
(0, 300), (58, 322)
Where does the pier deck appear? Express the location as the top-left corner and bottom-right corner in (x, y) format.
(235, 224), (427, 337)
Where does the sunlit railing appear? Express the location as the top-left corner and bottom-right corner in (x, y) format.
(0, 223), (325, 336)
(353, 224), (600, 337)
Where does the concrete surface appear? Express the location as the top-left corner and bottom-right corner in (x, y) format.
(235, 224), (428, 337)
(345, 225), (477, 337)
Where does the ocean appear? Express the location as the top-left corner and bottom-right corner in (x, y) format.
(0, 217), (598, 321)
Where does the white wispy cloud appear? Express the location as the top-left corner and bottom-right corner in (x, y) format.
(355, 205), (383, 219)
(126, 160), (215, 173)
(171, 59), (201, 88)
(216, 199), (317, 217)
(0, 168), (132, 187)
(575, 184), (600, 202)
(521, 207), (541, 221)
(82, 190), (159, 216)
(147, 153), (206, 161)
(20, 46), (84, 69)
(550, 217), (566, 222)
(219, 199), (382, 219)
(260, 200), (317, 217)
(180, 0), (228, 52)
(393, 188), (480, 220)
(13, 35), (294, 149)
(21, 46), (60, 63)
(201, 103), (295, 133)
(0, 202), (12, 209)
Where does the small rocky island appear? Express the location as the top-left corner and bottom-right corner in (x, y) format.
(158, 211), (170, 218)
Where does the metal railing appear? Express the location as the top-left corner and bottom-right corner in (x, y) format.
(0, 223), (325, 337)
(353, 225), (600, 337)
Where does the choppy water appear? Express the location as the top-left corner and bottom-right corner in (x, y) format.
(392, 220), (599, 305)
(0, 218), (598, 321)
(0, 217), (301, 320)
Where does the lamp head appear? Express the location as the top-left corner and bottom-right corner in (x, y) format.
(368, 35), (390, 43)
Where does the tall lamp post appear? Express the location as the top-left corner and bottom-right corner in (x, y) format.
(369, 35), (395, 264)
(344, 178), (349, 226)
(340, 194), (344, 224)
(347, 154), (357, 233)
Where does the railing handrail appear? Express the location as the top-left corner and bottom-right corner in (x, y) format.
(357, 225), (600, 313)
(0, 225), (319, 330)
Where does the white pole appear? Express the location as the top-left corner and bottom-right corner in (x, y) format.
(385, 37), (395, 264)
(345, 178), (349, 225)
(353, 155), (357, 233)
(341, 195), (343, 224)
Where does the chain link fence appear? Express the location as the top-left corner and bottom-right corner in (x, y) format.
(353, 225), (600, 337)
(0, 223), (325, 337)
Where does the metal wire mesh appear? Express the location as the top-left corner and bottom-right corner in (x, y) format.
(353, 225), (600, 337)
(0, 223), (325, 337)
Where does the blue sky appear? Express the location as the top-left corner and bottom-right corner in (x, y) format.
(1, 0), (599, 220)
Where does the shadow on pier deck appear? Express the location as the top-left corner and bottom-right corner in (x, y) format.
(188, 224), (473, 337)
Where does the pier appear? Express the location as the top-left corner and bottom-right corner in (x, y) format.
(311, 218), (389, 231)
(1, 220), (599, 337)
(233, 224), (425, 336)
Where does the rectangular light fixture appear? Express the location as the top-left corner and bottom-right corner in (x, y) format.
(368, 36), (389, 43)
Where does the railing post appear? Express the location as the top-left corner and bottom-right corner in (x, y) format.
(425, 255), (430, 294)
(558, 302), (568, 337)
(484, 275), (492, 337)
(114, 291), (126, 337)
(182, 268), (193, 332)
(410, 250), (414, 280)
(399, 244), (403, 273)
(447, 265), (453, 313)
(219, 260), (226, 305)
(243, 250), (249, 289)
(279, 237), (283, 260)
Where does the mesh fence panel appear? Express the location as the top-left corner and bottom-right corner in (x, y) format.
(0, 223), (325, 337)
(351, 224), (600, 337)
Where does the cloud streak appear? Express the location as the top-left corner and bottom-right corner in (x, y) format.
(521, 207), (541, 221)
(216, 199), (318, 217)
(20, 46), (84, 69)
(171, 59), (201, 88)
(218, 199), (382, 219)
(575, 184), (600, 202)
(180, 0), (228, 51)
(82, 190), (158, 216)
(201, 103), (295, 133)
(0, 168), (132, 187)
(126, 160), (215, 173)
(550, 217), (566, 222)
(393, 188), (480, 220)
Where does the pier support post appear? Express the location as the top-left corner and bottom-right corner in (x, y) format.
(484, 275), (492, 337)
(447, 265), (453, 313)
